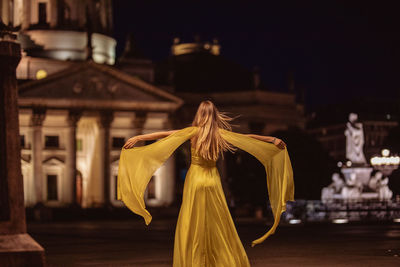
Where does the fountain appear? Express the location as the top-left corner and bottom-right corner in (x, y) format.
(321, 113), (398, 202)
(285, 114), (399, 223)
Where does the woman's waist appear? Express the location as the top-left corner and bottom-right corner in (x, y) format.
(190, 156), (217, 168)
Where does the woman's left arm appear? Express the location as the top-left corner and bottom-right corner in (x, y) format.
(246, 134), (286, 149)
(123, 130), (178, 149)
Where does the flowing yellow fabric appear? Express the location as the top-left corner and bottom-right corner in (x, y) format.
(117, 126), (199, 225)
(117, 126), (294, 266)
(219, 129), (295, 247)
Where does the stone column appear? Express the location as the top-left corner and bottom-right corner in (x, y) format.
(99, 111), (113, 208)
(133, 111), (147, 146)
(30, 108), (46, 205)
(0, 23), (45, 266)
(163, 112), (174, 130)
(49, 0), (58, 28)
(22, 0), (31, 30)
(66, 110), (82, 207)
(133, 111), (147, 134)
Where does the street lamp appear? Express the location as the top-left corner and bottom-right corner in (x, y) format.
(370, 149), (400, 176)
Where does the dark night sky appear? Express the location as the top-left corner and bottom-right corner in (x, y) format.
(112, 1), (399, 110)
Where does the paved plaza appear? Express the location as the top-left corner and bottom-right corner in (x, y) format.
(26, 217), (400, 267)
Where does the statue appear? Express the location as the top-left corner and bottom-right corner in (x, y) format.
(344, 113), (366, 164)
(331, 173), (345, 193)
(320, 113), (395, 204)
(372, 172), (393, 201)
(321, 173), (345, 202)
(368, 171), (382, 191)
(341, 172), (362, 200)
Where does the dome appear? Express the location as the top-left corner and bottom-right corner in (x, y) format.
(4, 0), (115, 65)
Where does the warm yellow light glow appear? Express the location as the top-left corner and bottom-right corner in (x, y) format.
(371, 156), (400, 165)
(382, 149), (390, 157)
(36, 69), (47, 80)
(333, 218), (348, 224)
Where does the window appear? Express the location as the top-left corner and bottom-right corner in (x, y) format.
(45, 136), (59, 148)
(20, 135), (25, 148)
(38, 2), (47, 25)
(112, 137), (125, 149)
(76, 138), (83, 151)
(47, 175), (58, 200)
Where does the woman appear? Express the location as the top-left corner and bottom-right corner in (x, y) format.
(118, 100), (294, 267)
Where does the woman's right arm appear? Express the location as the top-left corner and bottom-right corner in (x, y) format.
(123, 130), (178, 149)
(246, 134), (286, 149)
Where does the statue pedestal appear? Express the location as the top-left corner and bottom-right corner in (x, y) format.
(0, 234), (45, 265)
(341, 167), (373, 187)
(361, 192), (379, 199)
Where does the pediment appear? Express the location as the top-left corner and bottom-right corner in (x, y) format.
(43, 156), (65, 165)
(18, 61), (182, 111)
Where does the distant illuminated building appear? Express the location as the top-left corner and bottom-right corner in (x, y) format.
(18, 62), (182, 208)
(3, 0), (180, 209)
(171, 36), (221, 56)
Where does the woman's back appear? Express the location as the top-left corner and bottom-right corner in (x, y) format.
(190, 146), (217, 168)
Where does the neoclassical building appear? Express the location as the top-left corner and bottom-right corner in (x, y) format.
(18, 62), (182, 208)
(1, 0), (182, 209)
(2, 0), (305, 209)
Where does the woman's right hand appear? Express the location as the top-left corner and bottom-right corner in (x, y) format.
(273, 138), (286, 149)
(123, 136), (140, 149)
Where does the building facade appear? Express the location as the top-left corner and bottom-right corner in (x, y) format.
(18, 62), (182, 208)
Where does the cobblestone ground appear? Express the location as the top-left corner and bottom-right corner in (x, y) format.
(27, 219), (400, 267)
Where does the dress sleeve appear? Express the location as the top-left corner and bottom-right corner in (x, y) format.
(117, 126), (198, 225)
(219, 129), (295, 247)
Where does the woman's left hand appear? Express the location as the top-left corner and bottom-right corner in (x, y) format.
(123, 136), (140, 149)
(273, 138), (286, 149)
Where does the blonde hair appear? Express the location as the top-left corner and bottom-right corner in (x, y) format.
(191, 100), (236, 161)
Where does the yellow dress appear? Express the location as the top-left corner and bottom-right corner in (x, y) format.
(117, 126), (294, 267)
